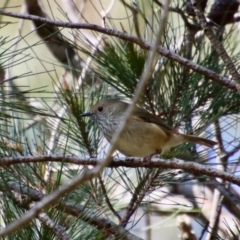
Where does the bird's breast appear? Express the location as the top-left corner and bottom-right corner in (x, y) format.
(99, 119), (171, 157)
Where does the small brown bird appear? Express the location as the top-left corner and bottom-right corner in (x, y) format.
(81, 99), (217, 157)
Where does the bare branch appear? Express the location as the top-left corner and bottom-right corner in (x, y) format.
(191, 0), (240, 92)
(0, 155), (240, 186)
(37, 212), (71, 240)
(7, 183), (143, 240)
(0, 164), (105, 237)
(0, 9), (237, 91)
(63, 203), (143, 240)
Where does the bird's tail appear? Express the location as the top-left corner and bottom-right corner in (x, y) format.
(183, 134), (217, 148)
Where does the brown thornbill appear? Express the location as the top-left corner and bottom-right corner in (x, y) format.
(81, 99), (217, 157)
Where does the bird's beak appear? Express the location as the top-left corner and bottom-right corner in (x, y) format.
(80, 112), (93, 117)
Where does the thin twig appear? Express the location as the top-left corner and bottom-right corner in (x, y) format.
(6, 3), (28, 102)
(214, 120), (226, 157)
(44, 107), (66, 182)
(98, 175), (122, 221)
(210, 179), (240, 214)
(204, 121), (226, 240)
(225, 142), (240, 158)
(120, 168), (162, 227)
(121, 169), (152, 227)
(153, 0), (200, 31)
(199, 221), (209, 240)
(120, 0), (142, 38)
(205, 188), (223, 240)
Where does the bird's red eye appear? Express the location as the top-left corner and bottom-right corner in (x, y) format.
(98, 106), (103, 112)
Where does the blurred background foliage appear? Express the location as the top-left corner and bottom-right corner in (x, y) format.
(0, 0), (240, 239)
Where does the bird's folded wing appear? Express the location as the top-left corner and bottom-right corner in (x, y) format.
(133, 107), (173, 132)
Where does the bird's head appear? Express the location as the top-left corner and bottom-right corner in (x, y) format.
(80, 99), (128, 125)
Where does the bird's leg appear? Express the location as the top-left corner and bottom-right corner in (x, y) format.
(143, 149), (162, 163)
(143, 154), (155, 163)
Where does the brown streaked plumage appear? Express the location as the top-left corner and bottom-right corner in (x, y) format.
(81, 99), (217, 157)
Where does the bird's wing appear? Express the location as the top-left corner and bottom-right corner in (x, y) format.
(133, 107), (173, 132)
